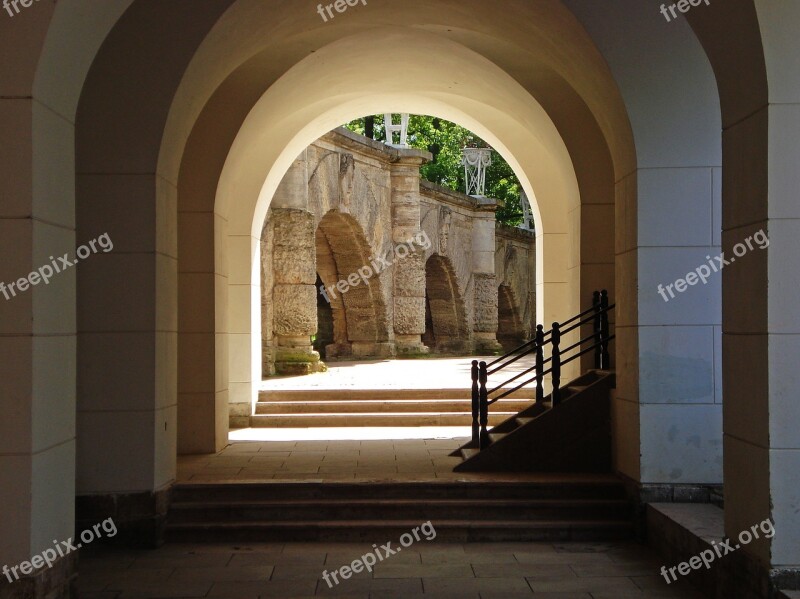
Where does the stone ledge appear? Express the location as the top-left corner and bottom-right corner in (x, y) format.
(496, 223), (537, 242)
(323, 127), (432, 164)
(420, 179), (498, 212)
(647, 503), (799, 599)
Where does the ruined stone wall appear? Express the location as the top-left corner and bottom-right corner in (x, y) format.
(495, 225), (537, 349)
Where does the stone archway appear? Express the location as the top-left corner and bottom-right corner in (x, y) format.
(315, 210), (391, 359)
(423, 254), (470, 353)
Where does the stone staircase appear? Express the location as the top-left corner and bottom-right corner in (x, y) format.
(166, 478), (634, 542)
(250, 388), (534, 427)
(454, 370), (615, 472)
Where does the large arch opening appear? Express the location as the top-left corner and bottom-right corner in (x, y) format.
(210, 30), (593, 426)
(315, 210), (391, 359)
(423, 254), (470, 353)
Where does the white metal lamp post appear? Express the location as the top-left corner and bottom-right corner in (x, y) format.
(462, 147), (492, 197)
(520, 189), (535, 231)
(384, 113), (410, 147)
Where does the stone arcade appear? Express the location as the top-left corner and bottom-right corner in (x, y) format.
(261, 128), (536, 375)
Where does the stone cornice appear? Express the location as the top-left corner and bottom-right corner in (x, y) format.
(322, 127), (431, 165)
(496, 223), (537, 242)
(420, 179), (499, 213)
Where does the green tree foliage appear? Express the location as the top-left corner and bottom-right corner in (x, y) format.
(344, 115), (526, 227)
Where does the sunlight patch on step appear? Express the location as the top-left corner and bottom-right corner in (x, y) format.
(230, 426), (471, 441)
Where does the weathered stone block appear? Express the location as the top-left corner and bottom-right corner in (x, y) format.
(393, 251), (425, 297)
(272, 209), (314, 249)
(271, 209), (316, 285)
(273, 244), (316, 284)
(474, 273), (499, 332)
(394, 296), (425, 334)
(273, 284), (317, 335)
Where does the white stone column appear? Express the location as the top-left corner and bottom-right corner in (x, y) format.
(722, 0), (800, 573)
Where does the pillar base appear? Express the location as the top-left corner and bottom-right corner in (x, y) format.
(229, 402), (251, 429)
(0, 551), (77, 599)
(351, 341), (396, 359)
(394, 334), (430, 356)
(75, 486), (171, 549)
(325, 343), (352, 360)
(473, 332), (503, 354)
(274, 347), (326, 376)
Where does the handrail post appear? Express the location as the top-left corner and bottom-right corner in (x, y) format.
(600, 289), (611, 370)
(479, 361), (489, 449)
(551, 322), (562, 405)
(470, 360), (479, 446)
(593, 290), (602, 369)
(535, 324), (545, 404)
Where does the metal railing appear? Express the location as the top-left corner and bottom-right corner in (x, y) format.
(470, 290), (615, 449)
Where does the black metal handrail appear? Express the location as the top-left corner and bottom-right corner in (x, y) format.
(469, 289), (615, 449)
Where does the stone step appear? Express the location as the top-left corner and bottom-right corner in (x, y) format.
(167, 478), (633, 543)
(258, 387), (534, 402)
(489, 432), (509, 444)
(249, 412), (514, 427)
(255, 398), (533, 414)
(167, 498), (632, 524)
(166, 518), (634, 543)
(171, 479), (629, 502)
(460, 448), (480, 460)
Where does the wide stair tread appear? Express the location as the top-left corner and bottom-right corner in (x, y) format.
(168, 519), (630, 529)
(250, 412), (513, 427)
(167, 478), (633, 541)
(172, 479), (628, 500)
(256, 398), (531, 414)
(166, 518), (633, 542)
(252, 387), (532, 427)
(170, 498), (629, 509)
(258, 388), (534, 401)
